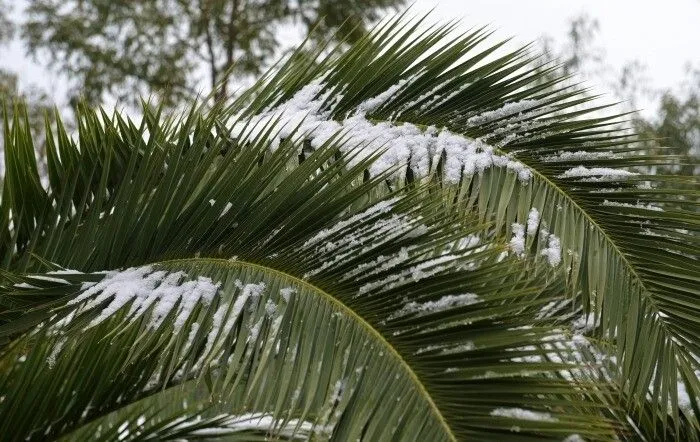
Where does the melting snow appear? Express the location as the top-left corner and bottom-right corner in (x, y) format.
(490, 407), (558, 422)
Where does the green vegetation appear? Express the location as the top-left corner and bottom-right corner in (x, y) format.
(0, 14), (697, 442)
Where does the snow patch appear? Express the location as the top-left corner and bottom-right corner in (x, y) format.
(509, 223), (526, 256)
(559, 166), (637, 180)
(490, 407), (557, 422)
(602, 200), (663, 212)
(391, 293), (478, 319)
(466, 100), (544, 126)
(541, 150), (619, 162)
(540, 234), (561, 267)
(230, 81), (533, 184)
(181, 413), (313, 438)
(67, 266), (219, 329)
(526, 208), (540, 236)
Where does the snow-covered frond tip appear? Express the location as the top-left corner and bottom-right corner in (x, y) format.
(509, 223), (526, 257)
(558, 166), (638, 181)
(602, 200), (664, 212)
(231, 81), (533, 184)
(390, 293), (479, 320)
(540, 234), (562, 267)
(66, 266), (220, 329)
(540, 150), (621, 162)
(490, 407), (558, 422)
(526, 208), (540, 236)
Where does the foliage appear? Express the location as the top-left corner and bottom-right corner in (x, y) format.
(0, 0), (14, 43)
(0, 14), (698, 441)
(0, 1), (55, 178)
(631, 66), (699, 177)
(540, 14), (699, 178)
(22, 0), (405, 107)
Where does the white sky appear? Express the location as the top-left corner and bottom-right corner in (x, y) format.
(1, 0), (698, 110)
(414, 0), (700, 92)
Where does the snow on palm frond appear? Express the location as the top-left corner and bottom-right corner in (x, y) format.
(558, 166), (638, 180)
(66, 266), (220, 329)
(231, 80), (532, 183)
(227, 15), (698, 438)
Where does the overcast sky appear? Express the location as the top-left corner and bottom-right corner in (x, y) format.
(414, 1), (700, 93)
(1, 0), (698, 110)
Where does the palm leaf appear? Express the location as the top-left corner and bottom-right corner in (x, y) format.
(215, 14), (699, 438)
(2, 256), (615, 441)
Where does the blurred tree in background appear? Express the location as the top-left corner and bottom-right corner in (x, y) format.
(0, 0), (53, 177)
(21, 0), (405, 107)
(541, 14), (699, 177)
(0, 1), (13, 43)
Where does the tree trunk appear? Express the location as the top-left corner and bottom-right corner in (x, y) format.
(217, 0), (239, 102)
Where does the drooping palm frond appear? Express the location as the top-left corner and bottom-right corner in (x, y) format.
(2, 258), (613, 441)
(216, 14), (699, 439)
(0, 12), (697, 442)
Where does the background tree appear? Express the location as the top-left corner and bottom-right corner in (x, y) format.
(0, 0), (53, 178)
(629, 65), (699, 177)
(22, 0), (405, 107)
(540, 14), (699, 178)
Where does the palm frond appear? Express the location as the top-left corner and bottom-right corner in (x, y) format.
(215, 14), (699, 437)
